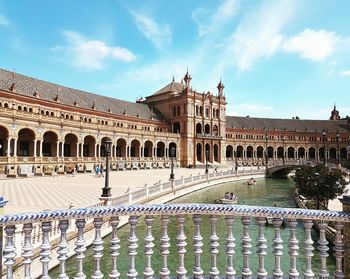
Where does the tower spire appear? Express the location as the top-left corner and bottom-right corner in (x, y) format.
(217, 78), (225, 96)
(183, 68), (192, 88)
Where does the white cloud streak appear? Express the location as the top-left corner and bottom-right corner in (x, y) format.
(0, 14), (10, 26)
(53, 30), (136, 71)
(192, 0), (239, 37)
(129, 10), (171, 49)
(340, 70), (350, 76)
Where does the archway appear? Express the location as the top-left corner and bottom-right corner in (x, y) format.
(309, 147), (316, 160)
(277, 146), (284, 158)
(257, 146), (264, 158)
(130, 139), (140, 157)
(329, 147), (337, 159)
(267, 146), (274, 158)
(226, 145), (233, 159)
(204, 124), (210, 134)
(298, 147), (305, 159)
(83, 135), (95, 157)
(144, 141), (153, 157)
(246, 146), (253, 158)
(205, 143), (211, 162)
(157, 141), (165, 157)
(214, 144), (219, 162)
(236, 145), (243, 158)
(0, 126), (9, 156)
(64, 133), (78, 157)
(196, 123), (202, 134)
(18, 128), (35, 156)
(173, 122), (180, 133)
(319, 147), (325, 160)
(116, 138), (127, 157)
(43, 131), (58, 157)
(288, 147), (295, 159)
(213, 125), (218, 136)
(196, 143), (202, 162)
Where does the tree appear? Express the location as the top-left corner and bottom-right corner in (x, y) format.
(294, 164), (348, 209)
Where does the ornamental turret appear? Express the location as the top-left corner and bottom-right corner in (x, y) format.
(330, 103), (340, 120)
(217, 79), (224, 96)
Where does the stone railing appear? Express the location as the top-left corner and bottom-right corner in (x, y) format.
(1, 204), (348, 278)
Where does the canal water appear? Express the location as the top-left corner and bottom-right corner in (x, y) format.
(50, 178), (335, 277)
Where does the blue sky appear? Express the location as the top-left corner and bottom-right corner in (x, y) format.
(0, 0), (350, 119)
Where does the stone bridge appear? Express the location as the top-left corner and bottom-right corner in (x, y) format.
(266, 160), (315, 177)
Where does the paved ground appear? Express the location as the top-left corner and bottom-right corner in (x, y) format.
(0, 168), (212, 214)
(1, 166), (347, 215)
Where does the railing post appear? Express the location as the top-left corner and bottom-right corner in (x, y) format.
(176, 215), (187, 279)
(144, 215), (155, 279)
(318, 221), (329, 278)
(109, 216), (121, 279)
(92, 217), (104, 279)
(288, 219), (299, 279)
(303, 220), (315, 279)
(225, 215), (236, 279)
(241, 216), (252, 279)
(127, 216), (139, 279)
(193, 214), (203, 278)
(74, 219), (86, 279)
(255, 217), (267, 279)
(333, 222), (345, 279)
(340, 195), (350, 278)
(40, 221), (52, 279)
(272, 218), (284, 279)
(209, 215), (219, 278)
(22, 223), (34, 279)
(57, 220), (69, 279)
(160, 215), (170, 278)
(3, 225), (16, 279)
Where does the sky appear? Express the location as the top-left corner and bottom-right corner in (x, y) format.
(0, 0), (350, 120)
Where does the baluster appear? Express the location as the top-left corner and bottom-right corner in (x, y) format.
(255, 217), (267, 279)
(57, 220), (69, 279)
(40, 221), (52, 279)
(225, 215), (236, 279)
(318, 221), (329, 278)
(333, 222), (345, 279)
(177, 215), (187, 279)
(109, 216), (120, 279)
(241, 216), (252, 279)
(209, 215), (219, 278)
(160, 215), (170, 279)
(127, 216), (139, 279)
(303, 220), (314, 278)
(74, 219), (86, 279)
(193, 214), (203, 278)
(144, 215), (155, 279)
(22, 223), (34, 279)
(272, 218), (283, 279)
(92, 217), (104, 279)
(4, 225), (16, 279)
(288, 219), (299, 279)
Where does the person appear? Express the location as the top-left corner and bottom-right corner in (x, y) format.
(100, 165), (104, 177)
(95, 165), (100, 177)
(224, 192), (230, 199)
(230, 192), (235, 200)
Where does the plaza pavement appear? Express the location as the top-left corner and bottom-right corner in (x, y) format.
(0, 168), (210, 215)
(0, 167), (347, 215)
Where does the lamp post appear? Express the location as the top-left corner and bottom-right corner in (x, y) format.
(281, 135), (285, 166)
(205, 149), (209, 174)
(101, 140), (112, 198)
(264, 133), (268, 167)
(170, 146), (175, 180)
(322, 129), (327, 165)
(234, 150), (238, 173)
(336, 130), (340, 167)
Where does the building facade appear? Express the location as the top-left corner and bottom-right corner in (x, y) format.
(0, 68), (349, 176)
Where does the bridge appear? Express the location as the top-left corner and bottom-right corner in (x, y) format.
(266, 159), (316, 177)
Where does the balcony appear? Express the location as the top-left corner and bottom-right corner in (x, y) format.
(196, 133), (222, 140)
(1, 202), (348, 278)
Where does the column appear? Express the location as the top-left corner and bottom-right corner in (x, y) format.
(33, 140), (37, 157)
(56, 141), (59, 157)
(340, 196), (350, 278)
(80, 143), (83, 158)
(139, 146), (142, 158)
(7, 138), (11, 157)
(39, 140), (43, 157)
(126, 146), (128, 158)
(13, 138), (17, 157)
(61, 142), (64, 157)
(98, 144), (101, 157)
(76, 143), (79, 157)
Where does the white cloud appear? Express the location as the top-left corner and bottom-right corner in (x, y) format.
(227, 0), (297, 71)
(0, 14), (10, 26)
(283, 29), (338, 61)
(53, 30), (136, 71)
(227, 102), (273, 116)
(129, 10), (171, 49)
(340, 70), (350, 76)
(192, 0), (239, 37)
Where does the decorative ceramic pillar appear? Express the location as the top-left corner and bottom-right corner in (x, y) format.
(272, 218), (284, 279)
(225, 215), (236, 279)
(160, 215), (170, 278)
(4, 225), (16, 279)
(303, 220), (314, 278)
(340, 196), (350, 278)
(176, 215), (187, 278)
(288, 219), (299, 279)
(127, 216), (139, 279)
(40, 221), (51, 279)
(74, 219), (86, 279)
(256, 217), (267, 279)
(57, 220), (69, 279)
(318, 221), (329, 278)
(241, 216), (252, 278)
(193, 214), (203, 278)
(143, 216), (154, 279)
(92, 217), (104, 278)
(22, 223), (34, 279)
(109, 216), (120, 279)
(209, 215), (219, 278)
(333, 221), (345, 279)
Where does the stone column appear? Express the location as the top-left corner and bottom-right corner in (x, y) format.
(33, 140), (37, 157)
(13, 138), (17, 157)
(341, 195), (350, 278)
(56, 141), (59, 157)
(80, 143), (83, 158)
(98, 144), (101, 157)
(61, 142), (64, 157)
(76, 143), (79, 157)
(39, 140), (43, 157)
(7, 138), (11, 157)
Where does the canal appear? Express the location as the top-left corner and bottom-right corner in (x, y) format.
(50, 178), (335, 277)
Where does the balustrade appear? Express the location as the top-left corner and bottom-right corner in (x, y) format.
(1, 204), (349, 278)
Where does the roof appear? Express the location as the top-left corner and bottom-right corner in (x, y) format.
(0, 68), (165, 121)
(226, 116), (350, 133)
(151, 80), (184, 96)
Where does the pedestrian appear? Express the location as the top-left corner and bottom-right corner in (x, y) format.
(100, 165), (104, 177)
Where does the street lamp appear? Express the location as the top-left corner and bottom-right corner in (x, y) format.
(101, 140), (112, 198)
(205, 149), (209, 174)
(170, 146), (175, 180)
(322, 129), (327, 165)
(264, 133), (268, 167)
(234, 150), (238, 172)
(281, 135), (285, 166)
(336, 130), (340, 167)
